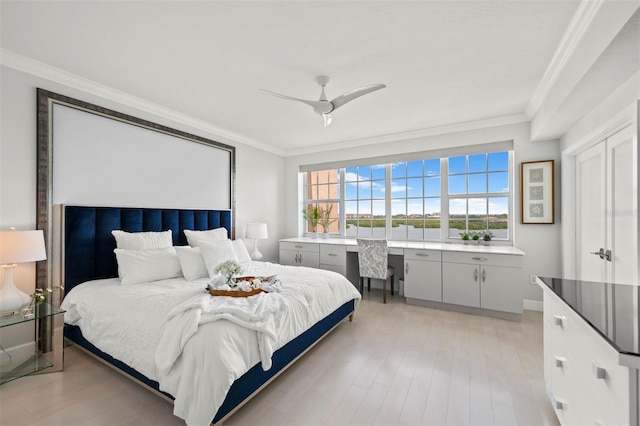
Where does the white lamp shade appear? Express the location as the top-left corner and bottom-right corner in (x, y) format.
(245, 223), (268, 240)
(0, 230), (47, 265)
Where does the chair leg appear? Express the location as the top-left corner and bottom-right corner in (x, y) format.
(359, 277), (363, 294)
(367, 278), (371, 292)
(390, 274), (394, 296)
(382, 278), (387, 304)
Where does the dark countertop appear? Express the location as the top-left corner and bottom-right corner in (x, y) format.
(538, 276), (639, 359)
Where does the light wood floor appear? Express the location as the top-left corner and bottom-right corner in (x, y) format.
(0, 290), (559, 426)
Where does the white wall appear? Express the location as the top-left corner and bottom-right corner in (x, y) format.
(284, 121), (563, 302)
(0, 65), (286, 300)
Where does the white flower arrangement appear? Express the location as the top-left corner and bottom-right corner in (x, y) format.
(214, 260), (243, 286)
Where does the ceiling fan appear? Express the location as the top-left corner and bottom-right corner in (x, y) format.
(262, 76), (386, 127)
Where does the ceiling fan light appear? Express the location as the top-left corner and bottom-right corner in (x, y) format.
(323, 114), (332, 127)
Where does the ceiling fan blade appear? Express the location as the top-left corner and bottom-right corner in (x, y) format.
(322, 113), (333, 127)
(330, 84), (386, 111)
(261, 89), (326, 110)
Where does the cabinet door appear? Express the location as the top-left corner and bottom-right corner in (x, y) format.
(480, 265), (522, 314)
(442, 262), (480, 308)
(279, 249), (299, 266)
(404, 259), (442, 302)
(297, 250), (319, 268)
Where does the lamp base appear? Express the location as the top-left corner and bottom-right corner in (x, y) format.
(0, 264), (31, 313)
(250, 240), (263, 261)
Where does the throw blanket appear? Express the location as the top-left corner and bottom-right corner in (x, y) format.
(155, 291), (287, 375)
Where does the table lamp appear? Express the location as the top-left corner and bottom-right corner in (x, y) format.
(0, 229), (47, 313)
(245, 223), (268, 260)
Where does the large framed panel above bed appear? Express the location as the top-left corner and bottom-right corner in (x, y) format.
(36, 89), (236, 291)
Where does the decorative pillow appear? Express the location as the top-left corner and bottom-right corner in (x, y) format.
(199, 240), (239, 278)
(111, 230), (172, 250)
(232, 239), (252, 264)
(114, 247), (182, 285)
(175, 246), (208, 281)
(184, 228), (228, 247)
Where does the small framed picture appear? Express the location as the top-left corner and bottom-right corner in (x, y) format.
(520, 160), (554, 224)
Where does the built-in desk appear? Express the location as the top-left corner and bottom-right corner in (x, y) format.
(280, 237), (525, 319)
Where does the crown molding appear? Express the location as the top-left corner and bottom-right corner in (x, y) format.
(286, 113), (529, 157)
(525, 0), (604, 119)
(0, 49), (285, 156)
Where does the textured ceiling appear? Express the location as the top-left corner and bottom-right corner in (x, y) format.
(1, 1), (581, 154)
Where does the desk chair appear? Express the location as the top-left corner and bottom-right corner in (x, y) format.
(356, 238), (395, 303)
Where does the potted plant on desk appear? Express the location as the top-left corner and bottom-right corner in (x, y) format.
(471, 232), (481, 244)
(482, 231), (493, 246)
(460, 232), (470, 245)
(318, 205), (337, 238)
(302, 205), (321, 238)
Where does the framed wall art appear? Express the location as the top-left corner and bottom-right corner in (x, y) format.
(520, 160), (555, 224)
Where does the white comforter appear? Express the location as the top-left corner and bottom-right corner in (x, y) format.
(61, 261), (361, 425)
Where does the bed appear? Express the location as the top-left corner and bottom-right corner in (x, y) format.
(60, 205), (361, 425)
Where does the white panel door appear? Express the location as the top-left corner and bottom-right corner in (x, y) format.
(607, 125), (638, 286)
(576, 142), (607, 282)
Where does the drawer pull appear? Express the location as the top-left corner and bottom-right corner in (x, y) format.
(472, 257), (488, 261)
(553, 398), (567, 410)
(415, 253), (430, 257)
(328, 253), (337, 257)
(592, 362), (607, 379)
(553, 315), (566, 327)
(294, 245), (303, 249)
(554, 355), (566, 368)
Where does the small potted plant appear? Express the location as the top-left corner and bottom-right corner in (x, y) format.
(471, 232), (481, 244)
(459, 232), (470, 245)
(482, 231), (493, 246)
(302, 205), (321, 237)
(318, 205), (337, 238)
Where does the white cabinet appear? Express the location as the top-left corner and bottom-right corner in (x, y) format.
(404, 249), (442, 302)
(541, 285), (639, 426)
(319, 244), (346, 276)
(442, 252), (523, 314)
(279, 241), (319, 268)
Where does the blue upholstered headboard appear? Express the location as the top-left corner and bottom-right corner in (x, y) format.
(63, 206), (232, 294)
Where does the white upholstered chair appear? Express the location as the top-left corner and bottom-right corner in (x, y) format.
(356, 238), (395, 304)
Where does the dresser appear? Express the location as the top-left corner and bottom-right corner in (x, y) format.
(538, 277), (639, 425)
(280, 238), (525, 319)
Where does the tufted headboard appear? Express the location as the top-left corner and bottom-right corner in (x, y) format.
(63, 205), (232, 294)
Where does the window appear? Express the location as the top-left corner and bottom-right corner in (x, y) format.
(304, 170), (340, 233)
(302, 150), (511, 241)
(448, 152), (510, 239)
(391, 159), (441, 240)
(345, 164), (386, 237)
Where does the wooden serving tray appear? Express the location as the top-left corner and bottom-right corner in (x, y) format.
(208, 287), (267, 297)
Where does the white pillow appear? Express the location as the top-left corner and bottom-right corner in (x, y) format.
(112, 230), (172, 250)
(175, 246), (208, 281)
(184, 228), (228, 247)
(232, 239), (252, 264)
(114, 247), (182, 285)
(199, 240), (239, 278)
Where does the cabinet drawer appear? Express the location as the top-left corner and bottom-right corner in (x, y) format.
(320, 263), (346, 276)
(279, 241), (319, 253)
(404, 249), (441, 261)
(442, 251), (522, 268)
(320, 245), (346, 266)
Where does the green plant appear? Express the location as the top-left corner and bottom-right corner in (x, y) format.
(318, 205), (337, 233)
(483, 231), (493, 241)
(302, 205), (322, 232)
(471, 232), (480, 241)
(29, 286), (61, 307)
(460, 232), (470, 241)
(214, 260), (243, 285)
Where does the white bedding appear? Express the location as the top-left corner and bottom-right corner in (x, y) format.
(61, 261), (361, 425)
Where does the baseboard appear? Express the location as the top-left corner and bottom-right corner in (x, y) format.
(524, 299), (543, 311)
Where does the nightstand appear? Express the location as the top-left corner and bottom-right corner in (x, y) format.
(0, 303), (65, 385)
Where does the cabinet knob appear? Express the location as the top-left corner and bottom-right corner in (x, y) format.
(294, 245), (303, 249)
(328, 253), (337, 257)
(405, 263), (409, 274)
(554, 355), (566, 368)
(415, 253), (430, 257)
(472, 257), (488, 261)
(474, 268), (479, 282)
(553, 315), (565, 327)
(482, 269), (486, 283)
(592, 361), (607, 379)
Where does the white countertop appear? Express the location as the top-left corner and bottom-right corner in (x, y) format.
(280, 237), (525, 256)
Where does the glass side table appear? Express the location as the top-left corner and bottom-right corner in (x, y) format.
(0, 303), (65, 385)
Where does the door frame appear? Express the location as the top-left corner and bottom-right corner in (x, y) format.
(561, 105), (636, 279)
